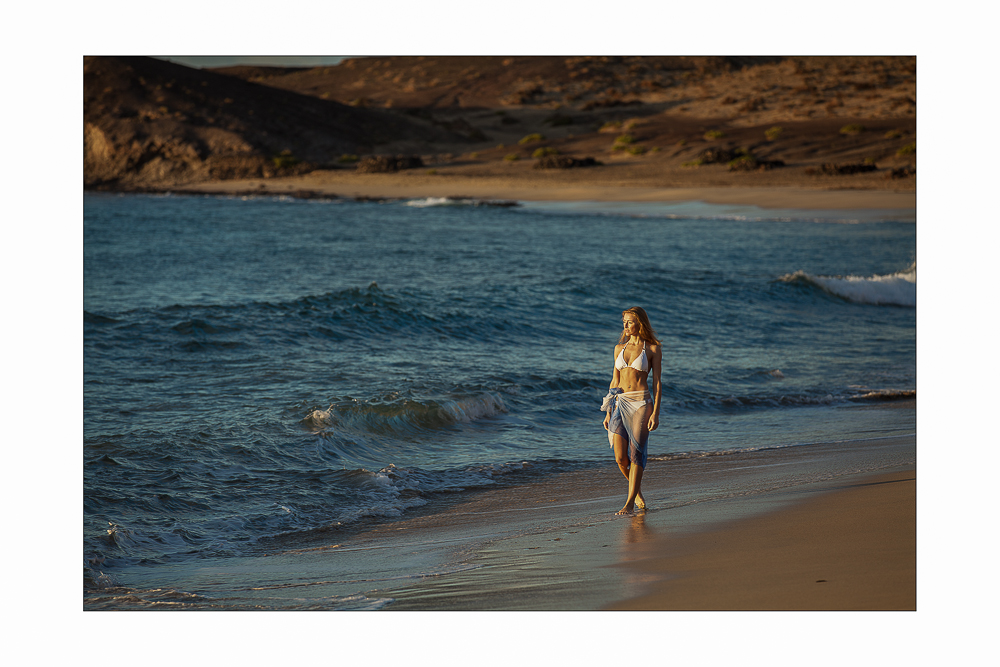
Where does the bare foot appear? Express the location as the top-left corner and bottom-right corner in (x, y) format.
(635, 496), (646, 510)
(616, 504), (635, 516)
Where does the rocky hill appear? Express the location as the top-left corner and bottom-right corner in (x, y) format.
(83, 56), (463, 189)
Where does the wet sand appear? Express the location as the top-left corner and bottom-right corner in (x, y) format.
(375, 433), (916, 610)
(606, 470), (916, 610)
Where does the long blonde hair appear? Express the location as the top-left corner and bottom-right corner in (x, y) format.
(618, 306), (661, 345)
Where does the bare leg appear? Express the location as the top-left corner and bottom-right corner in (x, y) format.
(617, 462), (644, 515)
(613, 434), (646, 514)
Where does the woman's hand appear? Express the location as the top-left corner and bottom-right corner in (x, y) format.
(647, 414), (659, 432)
(603, 413), (610, 431)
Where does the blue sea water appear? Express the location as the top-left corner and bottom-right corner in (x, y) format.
(83, 192), (915, 607)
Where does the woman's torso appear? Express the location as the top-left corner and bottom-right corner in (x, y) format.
(613, 339), (650, 393)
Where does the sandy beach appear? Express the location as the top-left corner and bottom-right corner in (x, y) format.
(376, 433), (917, 611)
(175, 169), (916, 213)
(222, 432), (914, 612)
(607, 469), (915, 610)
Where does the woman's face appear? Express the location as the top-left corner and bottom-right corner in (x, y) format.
(623, 314), (639, 338)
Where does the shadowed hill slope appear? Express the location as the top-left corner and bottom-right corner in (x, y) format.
(84, 56), (463, 188)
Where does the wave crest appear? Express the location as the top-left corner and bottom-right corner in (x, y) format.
(780, 263), (915, 306)
(304, 392), (508, 435)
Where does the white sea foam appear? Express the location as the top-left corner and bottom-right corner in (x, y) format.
(406, 197), (459, 207)
(784, 264), (915, 306)
(303, 408), (334, 429)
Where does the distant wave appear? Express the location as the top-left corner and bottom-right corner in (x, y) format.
(669, 387), (914, 413)
(406, 197), (468, 208)
(87, 282), (538, 348)
(520, 200), (915, 224)
(848, 389), (915, 402)
(406, 197), (518, 208)
(780, 264), (915, 306)
(647, 432), (914, 464)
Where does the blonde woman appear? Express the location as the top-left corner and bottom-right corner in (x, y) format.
(602, 307), (662, 515)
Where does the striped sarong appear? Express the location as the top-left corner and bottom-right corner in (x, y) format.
(601, 388), (652, 469)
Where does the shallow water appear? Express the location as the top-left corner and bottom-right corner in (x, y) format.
(83, 193), (915, 607)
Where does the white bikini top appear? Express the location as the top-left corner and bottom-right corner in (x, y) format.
(615, 340), (649, 373)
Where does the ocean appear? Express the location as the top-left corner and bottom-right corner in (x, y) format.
(83, 192), (915, 609)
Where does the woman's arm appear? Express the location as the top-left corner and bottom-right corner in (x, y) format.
(609, 344), (622, 390)
(648, 343), (662, 431)
(604, 345), (622, 430)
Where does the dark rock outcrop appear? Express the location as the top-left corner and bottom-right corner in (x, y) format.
(697, 148), (739, 164)
(885, 166), (916, 179)
(728, 156), (785, 171)
(533, 156), (602, 169)
(811, 163), (880, 175)
(355, 155), (425, 173)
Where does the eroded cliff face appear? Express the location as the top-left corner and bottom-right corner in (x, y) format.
(82, 118), (286, 188)
(83, 57), (460, 189)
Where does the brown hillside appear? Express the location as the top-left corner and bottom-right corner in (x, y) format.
(208, 55), (915, 184)
(84, 56), (916, 191)
(83, 56), (464, 189)
(212, 55), (915, 123)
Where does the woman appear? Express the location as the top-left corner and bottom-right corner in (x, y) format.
(602, 307), (662, 515)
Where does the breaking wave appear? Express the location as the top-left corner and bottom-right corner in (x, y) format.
(780, 263), (915, 306)
(304, 392), (508, 435)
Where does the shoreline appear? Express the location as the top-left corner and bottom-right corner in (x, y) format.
(379, 434), (916, 611)
(83, 433), (916, 611)
(102, 169), (917, 213)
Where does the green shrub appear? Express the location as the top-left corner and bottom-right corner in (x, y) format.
(627, 145), (647, 155)
(504, 153), (520, 161)
(612, 134), (637, 151)
(272, 150), (299, 168)
(884, 129), (902, 139)
(600, 120), (622, 131)
(765, 126), (783, 141)
(518, 133), (545, 145)
(676, 139), (687, 146)
(532, 147), (559, 158)
(338, 154), (359, 163)
(897, 142), (916, 156)
(840, 124), (865, 135)
(650, 146), (661, 153)
(426, 169), (438, 175)
(704, 130), (725, 140)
